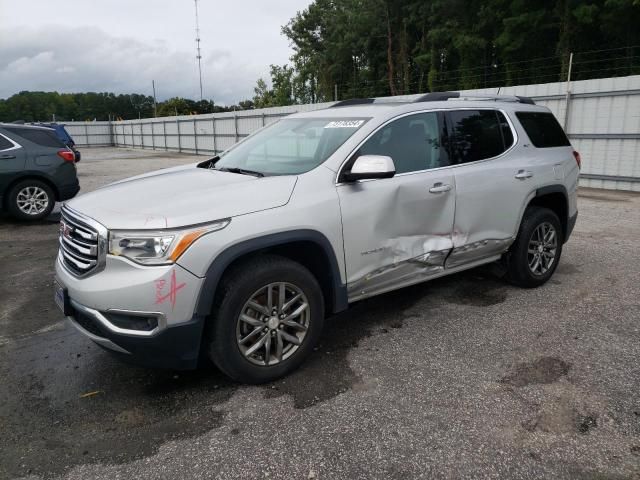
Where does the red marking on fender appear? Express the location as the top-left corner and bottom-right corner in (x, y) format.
(155, 270), (186, 310)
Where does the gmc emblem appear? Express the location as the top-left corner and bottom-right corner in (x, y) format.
(60, 221), (74, 240)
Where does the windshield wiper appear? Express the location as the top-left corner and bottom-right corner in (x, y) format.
(216, 167), (264, 178)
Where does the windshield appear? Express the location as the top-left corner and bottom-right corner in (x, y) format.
(214, 117), (368, 175)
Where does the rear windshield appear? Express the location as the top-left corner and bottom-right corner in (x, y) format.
(515, 112), (570, 148)
(4, 127), (65, 148)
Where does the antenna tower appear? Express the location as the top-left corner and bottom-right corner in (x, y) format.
(194, 0), (204, 100)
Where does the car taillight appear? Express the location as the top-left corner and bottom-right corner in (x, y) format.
(573, 150), (581, 169)
(57, 150), (75, 162)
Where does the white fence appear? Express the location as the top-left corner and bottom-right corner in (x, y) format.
(63, 75), (640, 192)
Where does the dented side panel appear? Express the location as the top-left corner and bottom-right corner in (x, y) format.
(337, 172), (456, 300)
(449, 145), (574, 268)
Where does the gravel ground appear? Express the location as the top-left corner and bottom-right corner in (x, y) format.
(0, 148), (638, 480)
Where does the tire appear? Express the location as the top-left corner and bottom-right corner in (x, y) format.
(505, 206), (563, 288)
(206, 254), (325, 384)
(6, 179), (55, 221)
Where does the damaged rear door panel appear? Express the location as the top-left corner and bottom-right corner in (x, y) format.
(444, 108), (530, 268)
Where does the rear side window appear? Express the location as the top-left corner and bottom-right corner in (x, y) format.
(0, 134), (14, 150)
(4, 127), (64, 148)
(447, 110), (514, 164)
(515, 111), (570, 148)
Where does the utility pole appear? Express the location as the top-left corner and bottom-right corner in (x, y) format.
(152, 80), (158, 118)
(194, 0), (204, 101)
(563, 52), (573, 129)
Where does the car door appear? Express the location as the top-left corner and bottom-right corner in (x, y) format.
(0, 131), (26, 193)
(444, 108), (541, 268)
(337, 111), (456, 302)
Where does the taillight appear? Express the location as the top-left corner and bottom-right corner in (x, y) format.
(573, 150), (581, 169)
(57, 149), (75, 162)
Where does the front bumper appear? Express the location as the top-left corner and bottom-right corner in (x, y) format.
(66, 301), (205, 369)
(56, 252), (206, 370)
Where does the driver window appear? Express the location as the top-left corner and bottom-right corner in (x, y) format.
(357, 112), (447, 174)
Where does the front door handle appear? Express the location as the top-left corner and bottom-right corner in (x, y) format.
(515, 170), (533, 180)
(429, 182), (452, 194)
(0, 154), (16, 160)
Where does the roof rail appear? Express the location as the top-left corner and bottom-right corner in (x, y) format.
(414, 92), (460, 102)
(514, 96), (535, 105)
(414, 91), (535, 105)
(330, 98), (376, 108)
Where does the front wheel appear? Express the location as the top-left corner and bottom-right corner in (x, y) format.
(206, 255), (325, 384)
(505, 206), (563, 288)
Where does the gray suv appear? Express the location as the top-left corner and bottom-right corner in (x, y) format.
(54, 93), (579, 383)
(1, 124), (80, 220)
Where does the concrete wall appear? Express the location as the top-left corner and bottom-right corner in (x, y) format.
(63, 75), (640, 192)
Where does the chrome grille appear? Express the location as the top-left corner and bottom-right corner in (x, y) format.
(59, 207), (106, 277)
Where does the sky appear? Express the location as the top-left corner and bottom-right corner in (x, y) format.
(0, 0), (311, 104)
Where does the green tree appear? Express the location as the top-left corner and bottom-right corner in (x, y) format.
(275, 0), (640, 104)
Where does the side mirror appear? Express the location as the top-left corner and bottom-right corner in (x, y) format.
(342, 155), (396, 182)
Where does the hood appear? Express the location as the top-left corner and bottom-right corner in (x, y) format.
(67, 165), (297, 229)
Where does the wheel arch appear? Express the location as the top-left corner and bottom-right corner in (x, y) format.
(523, 184), (569, 243)
(193, 230), (348, 318)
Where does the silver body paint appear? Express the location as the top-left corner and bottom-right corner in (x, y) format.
(55, 100), (579, 351)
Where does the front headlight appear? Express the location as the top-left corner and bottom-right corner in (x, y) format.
(108, 219), (230, 265)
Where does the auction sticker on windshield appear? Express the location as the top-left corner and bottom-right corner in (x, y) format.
(324, 120), (365, 128)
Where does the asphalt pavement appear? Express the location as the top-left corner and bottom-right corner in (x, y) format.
(0, 148), (638, 479)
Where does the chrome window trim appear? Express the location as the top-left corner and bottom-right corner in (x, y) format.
(335, 107), (519, 185)
(60, 205), (109, 278)
(0, 132), (22, 152)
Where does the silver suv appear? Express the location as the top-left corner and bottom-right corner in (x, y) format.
(54, 93), (579, 383)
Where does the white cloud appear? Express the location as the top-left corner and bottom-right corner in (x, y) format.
(0, 26), (266, 104)
(0, 0), (313, 104)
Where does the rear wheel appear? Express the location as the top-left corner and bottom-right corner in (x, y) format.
(206, 255), (324, 384)
(506, 206), (563, 288)
(6, 179), (55, 221)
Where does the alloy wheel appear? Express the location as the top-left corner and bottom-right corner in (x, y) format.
(527, 221), (557, 276)
(236, 282), (310, 366)
(16, 186), (49, 215)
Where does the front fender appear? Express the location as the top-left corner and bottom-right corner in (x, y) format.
(192, 229), (348, 317)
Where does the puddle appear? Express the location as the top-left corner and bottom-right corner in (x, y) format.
(0, 329), (237, 478)
(263, 283), (427, 409)
(1, 282), (430, 477)
(501, 357), (571, 387)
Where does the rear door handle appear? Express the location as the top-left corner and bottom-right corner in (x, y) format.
(0, 154), (16, 159)
(515, 170), (533, 180)
(429, 182), (452, 194)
